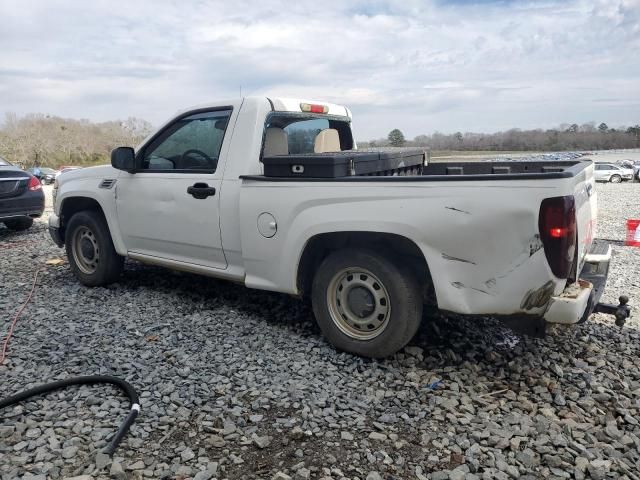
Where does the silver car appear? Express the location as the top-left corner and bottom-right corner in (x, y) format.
(618, 160), (640, 181)
(593, 163), (634, 183)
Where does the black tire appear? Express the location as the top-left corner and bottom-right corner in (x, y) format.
(4, 218), (34, 231)
(610, 174), (622, 183)
(65, 210), (123, 286)
(311, 248), (423, 358)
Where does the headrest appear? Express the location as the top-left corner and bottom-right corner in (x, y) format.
(314, 128), (341, 153)
(263, 127), (289, 156)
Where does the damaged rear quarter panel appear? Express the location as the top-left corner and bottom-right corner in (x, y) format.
(520, 280), (555, 310)
(419, 185), (566, 315)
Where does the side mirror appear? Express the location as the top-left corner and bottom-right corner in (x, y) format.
(111, 147), (136, 172)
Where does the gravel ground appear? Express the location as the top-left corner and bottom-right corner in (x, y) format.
(1, 183), (640, 480)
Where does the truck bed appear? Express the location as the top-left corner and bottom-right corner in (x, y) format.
(243, 160), (591, 182)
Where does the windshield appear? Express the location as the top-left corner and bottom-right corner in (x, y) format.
(40, 167), (56, 174)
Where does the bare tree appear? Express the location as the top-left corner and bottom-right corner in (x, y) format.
(0, 113), (153, 168)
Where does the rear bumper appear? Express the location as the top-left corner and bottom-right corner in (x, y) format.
(0, 190), (45, 221)
(544, 240), (611, 325)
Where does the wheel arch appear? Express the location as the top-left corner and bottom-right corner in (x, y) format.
(58, 196), (125, 254)
(296, 231), (437, 306)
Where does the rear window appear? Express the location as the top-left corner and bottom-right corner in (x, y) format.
(285, 119), (329, 154)
(264, 114), (353, 156)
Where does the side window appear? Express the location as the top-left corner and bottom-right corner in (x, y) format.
(595, 165), (603, 170)
(141, 110), (231, 172)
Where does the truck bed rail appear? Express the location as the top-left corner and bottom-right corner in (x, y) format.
(241, 160), (591, 182)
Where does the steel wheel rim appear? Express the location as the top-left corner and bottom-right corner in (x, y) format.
(327, 267), (391, 340)
(72, 226), (100, 274)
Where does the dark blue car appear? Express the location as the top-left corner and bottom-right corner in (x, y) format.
(0, 156), (45, 231)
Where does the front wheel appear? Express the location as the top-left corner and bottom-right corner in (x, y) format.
(610, 174), (622, 183)
(65, 210), (123, 286)
(311, 248), (423, 358)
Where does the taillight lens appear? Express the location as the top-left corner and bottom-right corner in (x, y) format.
(539, 196), (576, 279)
(28, 175), (42, 191)
(300, 103), (329, 114)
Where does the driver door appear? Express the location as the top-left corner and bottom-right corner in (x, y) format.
(115, 108), (232, 269)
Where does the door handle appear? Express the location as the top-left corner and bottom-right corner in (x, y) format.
(187, 182), (216, 199)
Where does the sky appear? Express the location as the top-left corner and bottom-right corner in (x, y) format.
(0, 0), (638, 139)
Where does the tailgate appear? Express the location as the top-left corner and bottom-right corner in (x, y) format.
(574, 163), (597, 273)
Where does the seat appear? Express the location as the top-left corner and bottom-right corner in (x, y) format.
(263, 127), (289, 156)
(314, 128), (341, 153)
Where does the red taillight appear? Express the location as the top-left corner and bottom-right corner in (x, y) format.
(28, 175), (42, 191)
(539, 196), (576, 279)
(549, 227), (566, 238)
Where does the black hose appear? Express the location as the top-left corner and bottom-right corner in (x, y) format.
(0, 375), (140, 456)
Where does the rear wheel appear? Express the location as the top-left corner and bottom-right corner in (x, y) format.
(4, 218), (34, 231)
(610, 174), (622, 183)
(65, 210), (123, 286)
(311, 248), (423, 358)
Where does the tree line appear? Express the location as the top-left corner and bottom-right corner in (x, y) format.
(0, 113), (153, 169)
(2, 113), (639, 169)
(366, 123), (640, 152)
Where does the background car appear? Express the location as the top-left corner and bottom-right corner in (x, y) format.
(39, 167), (58, 184)
(593, 163), (635, 183)
(0, 156), (45, 231)
(27, 166), (58, 184)
(618, 159), (640, 181)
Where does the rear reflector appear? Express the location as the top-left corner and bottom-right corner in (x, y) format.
(28, 175), (42, 191)
(539, 196), (576, 279)
(300, 103), (328, 114)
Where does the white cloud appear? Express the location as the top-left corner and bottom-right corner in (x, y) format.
(0, 0), (638, 138)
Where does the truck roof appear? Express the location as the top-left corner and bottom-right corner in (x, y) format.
(174, 96), (351, 119)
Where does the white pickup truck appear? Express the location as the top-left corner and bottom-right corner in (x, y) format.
(49, 97), (625, 358)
